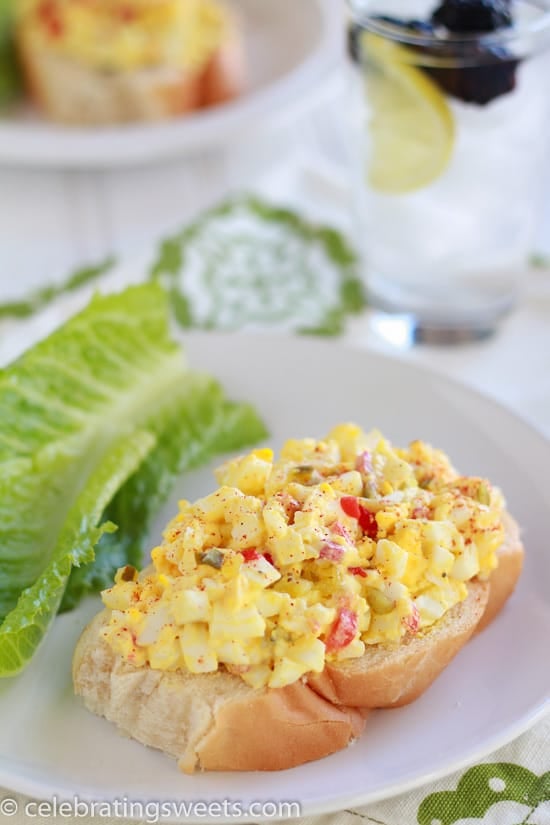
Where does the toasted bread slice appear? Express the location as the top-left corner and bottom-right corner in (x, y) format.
(17, 13), (245, 126)
(476, 511), (523, 632)
(73, 611), (366, 773)
(307, 514), (523, 709)
(307, 580), (488, 709)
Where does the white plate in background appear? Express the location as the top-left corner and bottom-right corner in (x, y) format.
(0, 0), (341, 168)
(0, 332), (548, 822)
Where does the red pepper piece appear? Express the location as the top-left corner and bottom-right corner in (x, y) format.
(262, 552), (275, 567)
(241, 548), (260, 562)
(348, 566), (367, 578)
(340, 496), (378, 539)
(325, 608), (358, 652)
(358, 504), (378, 538)
(340, 496), (360, 519)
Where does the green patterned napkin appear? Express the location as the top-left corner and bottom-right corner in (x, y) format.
(151, 196), (366, 335)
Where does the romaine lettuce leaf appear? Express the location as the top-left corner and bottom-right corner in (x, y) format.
(61, 377), (266, 610)
(0, 283), (267, 674)
(0, 41), (21, 109)
(0, 284), (185, 618)
(0, 1), (21, 110)
(0, 431), (154, 675)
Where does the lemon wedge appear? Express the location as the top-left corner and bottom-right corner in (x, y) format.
(364, 34), (455, 195)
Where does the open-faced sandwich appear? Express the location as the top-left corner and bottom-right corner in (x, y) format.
(15, 0), (245, 124)
(73, 424), (523, 772)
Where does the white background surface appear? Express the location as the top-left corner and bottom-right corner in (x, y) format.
(0, 1), (549, 438)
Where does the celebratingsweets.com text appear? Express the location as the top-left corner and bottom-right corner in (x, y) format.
(0, 795), (301, 823)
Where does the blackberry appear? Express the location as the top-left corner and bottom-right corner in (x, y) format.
(431, 0), (513, 33)
(427, 0), (518, 104)
(424, 46), (518, 104)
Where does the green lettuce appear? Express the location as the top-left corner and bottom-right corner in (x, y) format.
(0, 283), (267, 675)
(0, 1), (21, 110)
(61, 377), (266, 611)
(0, 431), (154, 675)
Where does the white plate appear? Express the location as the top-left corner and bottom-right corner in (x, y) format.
(0, 0), (340, 168)
(0, 332), (548, 822)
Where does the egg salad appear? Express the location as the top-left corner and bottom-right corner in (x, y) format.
(18, 0), (227, 72)
(101, 424), (505, 690)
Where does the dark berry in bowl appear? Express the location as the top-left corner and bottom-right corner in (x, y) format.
(427, 1), (519, 103)
(431, 0), (513, 33)
(423, 45), (518, 104)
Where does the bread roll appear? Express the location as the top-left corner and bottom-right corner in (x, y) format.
(73, 611), (367, 773)
(306, 514), (522, 709)
(17, 7), (245, 125)
(306, 579), (489, 708)
(476, 511), (523, 632)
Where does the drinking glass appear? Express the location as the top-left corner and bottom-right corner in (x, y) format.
(347, 0), (550, 342)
